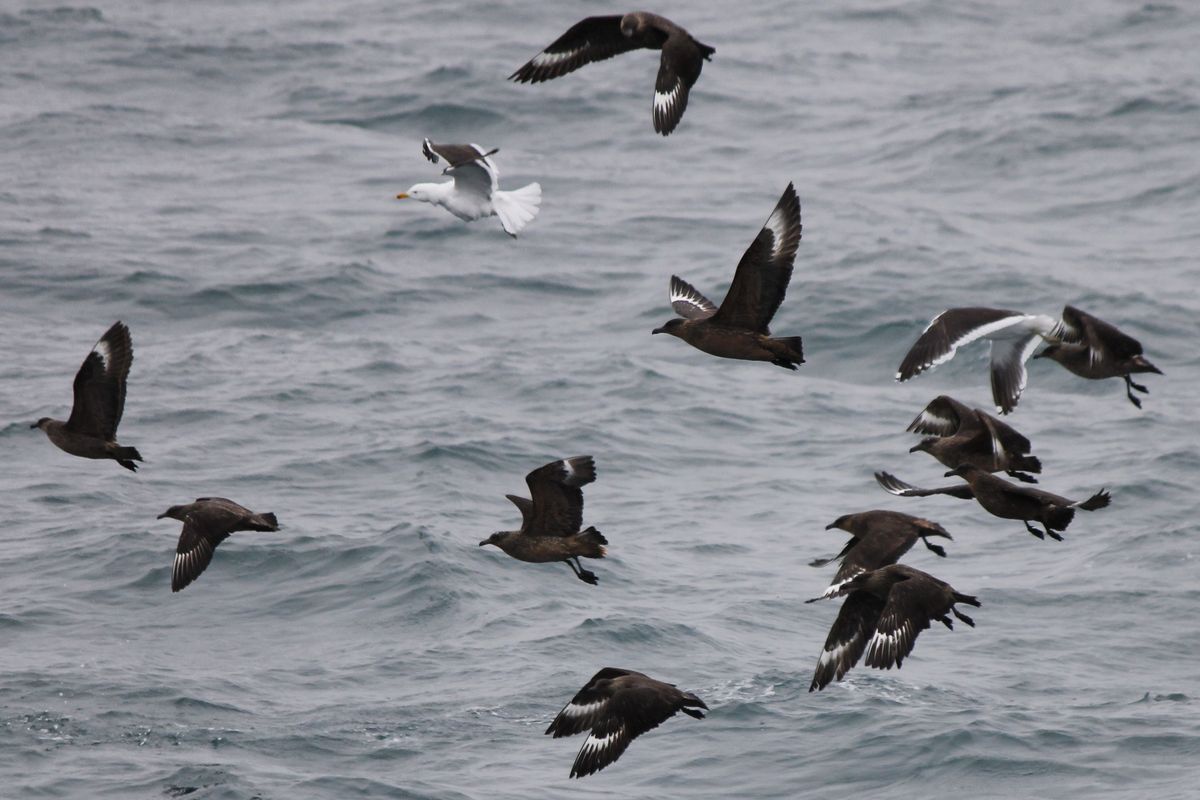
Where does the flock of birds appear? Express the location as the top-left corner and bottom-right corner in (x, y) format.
(30, 12), (1165, 782)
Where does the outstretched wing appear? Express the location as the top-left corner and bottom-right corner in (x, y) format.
(525, 456), (596, 536)
(172, 519), (230, 593)
(422, 140), (497, 198)
(875, 471), (975, 500)
(66, 321), (133, 440)
(709, 183), (802, 333)
(897, 308), (1035, 381)
(810, 592), (885, 691)
(545, 667), (631, 739)
(1060, 305), (1144, 365)
(669, 275), (717, 319)
(651, 35), (706, 135)
(863, 576), (948, 670)
(506, 494), (534, 529)
(509, 16), (643, 83)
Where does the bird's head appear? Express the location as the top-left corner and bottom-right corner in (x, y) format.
(157, 505), (187, 521)
(825, 514), (853, 532)
(30, 417), (51, 430)
(1131, 354), (1163, 375)
(943, 464), (975, 479)
(396, 183), (439, 204)
(479, 532), (505, 548)
(652, 318), (685, 337)
(909, 438), (935, 454)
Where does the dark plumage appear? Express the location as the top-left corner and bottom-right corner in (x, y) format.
(545, 667), (707, 778)
(1034, 305), (1162, 408)
(807, 564), (980, 692)
(509, 12), (715, 135)
(32, 321), (143, 472)
(875, 465), (1110, 540)
(907, 395), (1042, 483)
(652, 183), (804, 369)
(480, 456), (607, 585)
(157, 498), (280, 592)
(811, 510), (954, 598)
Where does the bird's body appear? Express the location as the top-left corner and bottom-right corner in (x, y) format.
(812, 510), (953, 598)
(907, 395), (1042, 482)
(480, 456), (607, 585)
(510, 12), (715, 135)
(157, 497), (280, 592)
(32, 321), (142, 472)
(807, 564), (980, 692)
(653, 183), (805, 369)
(545, 667), (707, 778)
(875, 465), (1110, 540)
(397, 139), (541, 237)
(1034, 306), (1162, 408)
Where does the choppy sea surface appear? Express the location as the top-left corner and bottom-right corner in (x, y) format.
(2, 1), (1199, 798)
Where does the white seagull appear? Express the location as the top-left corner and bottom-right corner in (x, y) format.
(396, 139), (541, 237)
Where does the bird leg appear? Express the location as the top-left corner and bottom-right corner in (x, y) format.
(1045, 528), (1064, 542)
(1024, 521), (1046, 540)
(1124, 375), (1147, 408)
(951, 607), (976, 627)
(938, 615), (954, 630)
(921, 537), (948, 558)
(1007, 470), (1039, 484)
(565, 558), (599, 585)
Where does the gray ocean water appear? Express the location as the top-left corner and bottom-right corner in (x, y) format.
(2, 1), (1199, 797)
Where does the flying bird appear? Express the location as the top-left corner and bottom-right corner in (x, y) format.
(907, 395), (1042, 482)
(896, 307), (1063, 414)
(396, 139), (541, 237)
(545, 667), (707, 778)
(811, 510), (953, 598)
(875, 466), (1110, 540)
(32, 321), (143, 472)
(652, 183), (805, 369)
(157, 498), (280, 592)
(509, 12), (715, 135)
(1033, 305), (1162, 408)
(807, 564), (980, 692)
(480, 456), (608, 585)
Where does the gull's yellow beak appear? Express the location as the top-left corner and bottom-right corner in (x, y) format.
(395, 192), (409, 200)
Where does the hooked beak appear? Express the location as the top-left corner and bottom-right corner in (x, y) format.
(943, 469), (958, 478)
(395, 193), (409, 200)
(478, 540), (491, 547)
(29, 422), (38, 429)
(156, 512), (169, 519)
(651, 327), (664, 335)
(908, 444), (922, 453)
(824, 522), (837, 530)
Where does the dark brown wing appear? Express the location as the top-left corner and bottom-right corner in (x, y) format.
(506, 494), (534, 530)
(545, 667), (632, 739)
(422, 138), (494, 170)
(669, 275), (717, 320)
(863, 573), (951, 669)
(509, 16), (645, 83)
(907, 395), (976, 437)
(525, 456), (596, 536)
(172, 518), (230, 593)
(651, 35), (706, 135)
(810, 592), (885, 691)
(709, 183), (802, 333)
(976, 413), (1033, 461)
(66, 321), (132, 439)
(874, 471), (975, 500)
(567, 680), (692, 778)
(1063, 305), (1144, 361)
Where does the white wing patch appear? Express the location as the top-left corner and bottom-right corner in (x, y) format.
(866, 619), (911, 665)
(898, 313), (1051, 381)
(654, 82), (683, 118)
(580, 727), (623, 755)
(563, 699), (605, 719)
(562, 459), (576, 479)
(93, 339), (112, 370)
(821, 570), (864, 599)
(532, 47), (584, 67)
(764, 205), (791, 259)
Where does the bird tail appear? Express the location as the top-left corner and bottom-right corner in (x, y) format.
(1046, 506), (1075, 532)
(768, 336), (805, 369)
(249, 512), (280, 532)
(695, 41), (716, 61)
(492, 182), (541, 237)
(114, 445), (143, 472)
(576, 526), (607, 558)
(953, 591), (982, 608)
(1076, 489), (1111, 512)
